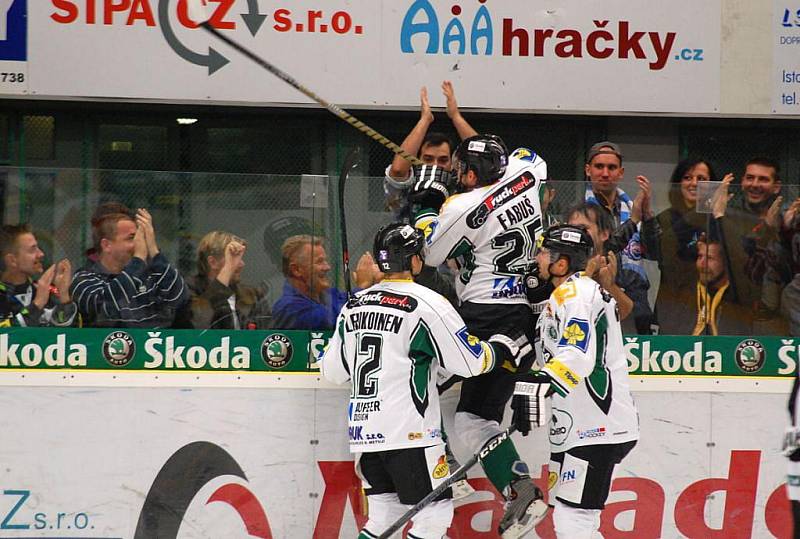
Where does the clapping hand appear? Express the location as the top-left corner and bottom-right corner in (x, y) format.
(586, 252), (617, 290)
(136, 208), (159, 258)
(783, 197), (800, 229)
(33, 264), (56, 310)
(442, 80), (460, 120)
(765, 196), (784, 230)
(711, 173), (734, 218)
(133, 221), (148, 261)
(420, 86), (433, 124)
(354, 252), (381, 288)
(53, 259), (72, 303)
(631, 175), (653, 223)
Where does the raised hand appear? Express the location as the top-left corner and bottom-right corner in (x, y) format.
(585, 254), (601, 279)
(218, 240), (246, 286)
(597, 252), (618, 290)
(765, 196), (784, 230)
(133, 221), (148, 261)
(53, 259), (72, 303)
(354, 252), (380, 288)
(136, 208), (159, 257)
(542, 186), (556, 213)
(783, 197), (800, 229)
(711, 173), (734, 218)
(420, 86), (433, 125)
(34, 264), (56, 310)
(442, 80), (460, 120)
(631, 175), (653, 223)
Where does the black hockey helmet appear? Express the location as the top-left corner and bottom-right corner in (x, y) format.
(453, 134), (509, 186)
(540, 224), (594, 273)
(373, 222), (424, 273)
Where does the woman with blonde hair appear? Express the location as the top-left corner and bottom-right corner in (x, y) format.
(189, 230), (271, 329)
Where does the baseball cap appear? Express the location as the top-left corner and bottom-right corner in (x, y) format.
(586, 141), (623, 164)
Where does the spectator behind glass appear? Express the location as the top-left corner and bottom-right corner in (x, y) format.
(567, 203), (640, 330)
(262, 215), (315, 303)
(70, 207), (189, 328)
(0, 224), (78, 327)
(583, 141), (661, 333)
(658, 236), (752, 335)
(271, 235), (379, 329)
(719, 157), (786, 332)
(84, 201), (135, 262)
(655, 159), (734, 312)
(779, 200), (800, 335)
(189, 230), (271, 329)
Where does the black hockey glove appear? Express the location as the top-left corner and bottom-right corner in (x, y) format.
(511, 381), (549, 436)
(488, 328), (535, 374)
(524, 262), (555, 304)
(409, 165), (452, 214)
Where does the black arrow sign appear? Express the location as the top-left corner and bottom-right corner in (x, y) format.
(241, 0), (267, 36)
(159, 0), (229, 75)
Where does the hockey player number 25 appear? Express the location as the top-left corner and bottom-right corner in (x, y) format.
(354, 334), (383, 398)
(492, 218), (542, 275)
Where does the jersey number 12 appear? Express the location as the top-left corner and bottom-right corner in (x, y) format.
(354, 334), (383, 399)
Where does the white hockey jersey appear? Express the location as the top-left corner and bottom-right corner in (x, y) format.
(414, 155), (547, 305)
(535, 272), (640, 452)
(321, 278), (500, 453)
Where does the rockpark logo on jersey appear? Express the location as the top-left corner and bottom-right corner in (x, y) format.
(102, 331), (135, 367)
(261, 334), (294, 369)
(735, 339), (766, 374)
(354, 291), (418, 312)
(466, 171), (536, 229)
(399, 0), (703, 71)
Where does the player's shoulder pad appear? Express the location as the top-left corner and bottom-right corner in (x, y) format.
(400, 280), (450, 312)
(553, 274), (595, 307)
(552, 279), (578, 306)
(507, 155), (547, 181)
(442, 188), (483, 213)
(439, 191), (466, 213)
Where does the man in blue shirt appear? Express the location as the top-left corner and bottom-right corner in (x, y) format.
(271, 235), (379, 329)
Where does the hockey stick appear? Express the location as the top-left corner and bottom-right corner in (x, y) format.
(338, 147), (361, 305)
(195, 20), (423, 166)
(377, 426), (518, 539)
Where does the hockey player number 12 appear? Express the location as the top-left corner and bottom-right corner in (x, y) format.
(354, 334), (383, 399)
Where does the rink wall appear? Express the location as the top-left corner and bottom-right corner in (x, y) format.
(0, 328), (796, 538)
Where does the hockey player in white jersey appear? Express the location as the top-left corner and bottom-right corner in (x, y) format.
(410, 134), (549, 537)
(321, 222), (536, 539)
(526, 223), (639, 538)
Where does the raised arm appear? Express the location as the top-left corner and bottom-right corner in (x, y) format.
(442, 80), (478, 140)
(388, 87), (434, 182)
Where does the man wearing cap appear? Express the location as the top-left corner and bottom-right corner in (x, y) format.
(584, 141), (661, 334)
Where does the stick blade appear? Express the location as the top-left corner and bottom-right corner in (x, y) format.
(186, 0), (211, 24)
